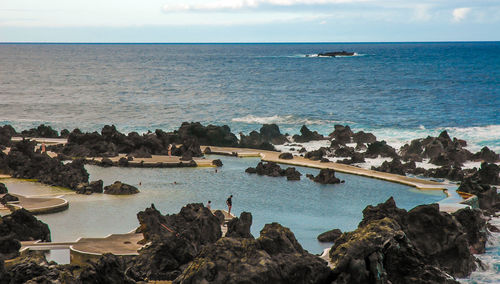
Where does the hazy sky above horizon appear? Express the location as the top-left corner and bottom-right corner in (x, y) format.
(1, 0), (500, 42)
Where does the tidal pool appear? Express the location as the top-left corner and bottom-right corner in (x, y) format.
(5, 155), (445, 256)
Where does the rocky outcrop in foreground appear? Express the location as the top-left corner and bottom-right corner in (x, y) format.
(0, 209), (51, 260)
(1, 199), (493, 283)
(328, 197), (487, 283)
(175, 222), (332, 284)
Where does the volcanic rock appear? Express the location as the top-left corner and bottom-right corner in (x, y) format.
(0, 183), (7, 194)
(0, 209), (51, 242)
(308, 168), (342, 184)
(304, 147), (327, 161)
(259, 124), (289, 145)
(278, 152), (293, 159)
(226, 212), (254, 239)
(472, 147), (500, 163)
(239, 131), (276, 151)
(317, 228), (342, 243)
(5, 139), (89, 190)
(329, 125), (353, 145)
(175, 222), (331, 284)
(371, 158), (415, 175)
(292, 125), (324, 143)
(352, 131), (376, 144)
(365, 141), (398, 158)
(0, 193), (19, 204)
(104, 181), (139, 195)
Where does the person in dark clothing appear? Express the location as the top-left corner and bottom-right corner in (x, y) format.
(226, 195), (233, 215)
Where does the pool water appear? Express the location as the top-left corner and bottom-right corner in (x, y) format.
(5, 155), (445, 256)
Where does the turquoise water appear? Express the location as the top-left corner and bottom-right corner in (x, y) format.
(36, 155), (444, 254)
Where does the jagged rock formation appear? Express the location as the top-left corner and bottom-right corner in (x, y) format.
(245, 162), (302, 181)
(104, 181), (139, 195)
(0, 139), (89, 190)
(175, 222), (332, 284)
(307, 169), (343, 184)
(293, 125), (324, 143)
(328, 197), (487, 283)
(317, 228), (342, 243)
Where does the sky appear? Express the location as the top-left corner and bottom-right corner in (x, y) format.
(1, 0), (499, 42)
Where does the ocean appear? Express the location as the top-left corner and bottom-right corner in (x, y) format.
(0, 42), (499, 151)
(1, 42), (499, 282)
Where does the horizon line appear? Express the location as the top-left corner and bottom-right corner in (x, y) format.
(1, 40), (499, 45)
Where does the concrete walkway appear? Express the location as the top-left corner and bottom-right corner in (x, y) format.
(0, 193), (69, 215)
(202, 146), (447, 190)
(87, 154), (215, 167)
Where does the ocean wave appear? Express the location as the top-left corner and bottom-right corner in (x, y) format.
(369, 125), (500, 153)
(460, 216), (500, 283)
(231, 115), (348, 126)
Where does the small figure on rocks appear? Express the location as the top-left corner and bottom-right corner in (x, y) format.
(206, 200), (212, 210)
(226, 195), (233, 215)
(41, 143), (46, 153)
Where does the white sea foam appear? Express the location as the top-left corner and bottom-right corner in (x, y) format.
(369, 125), (500, 153)
(460, 216), (500, 283)
(232, 115), (344, 126)
(354, 156), (393, 169)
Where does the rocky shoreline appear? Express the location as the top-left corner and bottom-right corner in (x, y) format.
(0, 122), (499, 283)
(0, 197), (496, 283)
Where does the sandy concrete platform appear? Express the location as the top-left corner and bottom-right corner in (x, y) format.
(70, 232), (144, 256)
(0, 193), (68, 215)
(11, 137), (67, 145)
(203, 146), (447, 190)
(87, 154), (216, 167)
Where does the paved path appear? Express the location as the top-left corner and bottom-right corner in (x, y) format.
(202, 146), (447, 190)
(87, 154), (215, 167)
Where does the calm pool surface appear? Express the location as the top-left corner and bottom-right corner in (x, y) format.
(14, 155), (445, 255)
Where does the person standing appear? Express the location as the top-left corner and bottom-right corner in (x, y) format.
(206, 200), (212, 210)
(226, 195), (233, 215)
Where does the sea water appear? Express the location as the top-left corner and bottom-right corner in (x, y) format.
(1, 42), (499, 281)
(0, 42), (499, 151)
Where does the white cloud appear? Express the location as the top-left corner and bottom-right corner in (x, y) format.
(452, 7), (470, 22)
(163, 0), (370, 12)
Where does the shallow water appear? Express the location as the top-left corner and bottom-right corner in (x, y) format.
(7, 155), (443, 256)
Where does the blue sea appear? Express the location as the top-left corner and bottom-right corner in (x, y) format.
(1, 42), (499, 282)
